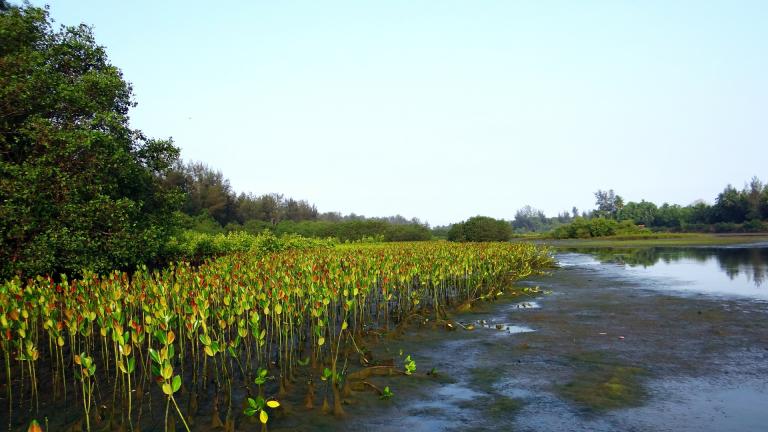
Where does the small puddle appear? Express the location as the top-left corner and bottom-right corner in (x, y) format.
(465, 320), (535, 334)
(511, 300), (540, 309)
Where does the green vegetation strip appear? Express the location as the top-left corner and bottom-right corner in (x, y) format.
(0, 241), (552, 431)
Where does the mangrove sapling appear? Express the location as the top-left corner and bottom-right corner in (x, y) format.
(149, 332), (190, 432)
(403, 355), (416, 375)
(74, 353), (96, 432)
(380, 386), (394, 400)
(228, 342), (254, 396)
(254, 367), (269, 396)
(243, 396), (280, 432)
(328, 300), (353, 417)
(202, 336), (226, 429)
(1, 242), (552, 428)
(116, 329), (137, 431)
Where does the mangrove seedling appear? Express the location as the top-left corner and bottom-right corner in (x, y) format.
(403, 355), (416, 375)
(243, 396), (280, 431)
(149, 338), (190, 432)
(380, 386), (394, 400)
(254, 367), (269, 395)
(74, 353), (96, 432)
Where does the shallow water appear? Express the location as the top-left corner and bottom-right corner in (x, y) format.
(560, 246), (768, 299)
(318, 245), (768, 432)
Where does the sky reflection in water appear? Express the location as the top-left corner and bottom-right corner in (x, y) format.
(559, 246), (768, 300)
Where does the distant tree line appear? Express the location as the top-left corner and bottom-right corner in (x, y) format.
(603, 179), (768, 232)
(439, 177), (768, 242)
(162, 161), (431, 240)
(547, 179), (768, 238)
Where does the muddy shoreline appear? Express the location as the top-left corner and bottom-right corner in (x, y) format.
(280, 250), (768, 431)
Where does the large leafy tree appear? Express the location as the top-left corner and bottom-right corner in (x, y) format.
(0, 4), (182, 278)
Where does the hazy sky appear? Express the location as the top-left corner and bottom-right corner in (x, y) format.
(34, 1), (767, 226)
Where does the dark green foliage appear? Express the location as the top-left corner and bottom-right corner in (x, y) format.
(164, 162), (237, 225)
(430, 225), (451, 240)
(160, 230), (336, 262)
(550, 218), (649, 239)
(602, 177), (768, 233)
(271, 219), (431, 242)
(165, 162), (320, 227)
(448, 216), (512, 242)
(0, 4), (182, 279)
(712, 184), (749, 223)
(617, 200), (657, 226)
(653, 203), (686, 229)
(177, 211), (226, 235)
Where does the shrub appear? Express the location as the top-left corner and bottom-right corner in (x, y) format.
(448, 216), (512, 242)
(550, 217), (649, 239)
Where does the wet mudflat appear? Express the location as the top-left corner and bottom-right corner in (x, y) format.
(284, 246), (768, 432)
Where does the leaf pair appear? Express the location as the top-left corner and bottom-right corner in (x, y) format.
(243, 396), (280, 424)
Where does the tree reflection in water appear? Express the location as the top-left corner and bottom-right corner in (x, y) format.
(561, 247), (768, 287)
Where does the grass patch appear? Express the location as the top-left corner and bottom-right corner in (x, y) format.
(559, 352), (646, 411)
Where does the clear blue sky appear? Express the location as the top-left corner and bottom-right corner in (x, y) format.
(34, 1), (768, 226)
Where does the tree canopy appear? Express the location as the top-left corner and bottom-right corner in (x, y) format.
(0, 4), (182, 278)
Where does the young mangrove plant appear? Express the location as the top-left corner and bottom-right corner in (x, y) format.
(243, 396), (280, 432)
(0, 241), (552, 429)
(403, 355), (416, 375)
(74, 353), (96, 432)
(380, 386), (394, 400)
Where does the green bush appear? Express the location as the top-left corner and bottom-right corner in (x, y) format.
(447, 216), (513, 242)
(550, 217), (650, 239)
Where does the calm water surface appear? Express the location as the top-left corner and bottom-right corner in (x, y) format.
(558, 246), (768, 300)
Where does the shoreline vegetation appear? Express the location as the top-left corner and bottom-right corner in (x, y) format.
(0, 241), (553, 431)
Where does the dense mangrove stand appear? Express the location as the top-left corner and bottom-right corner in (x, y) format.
(0, 242), (552, 431)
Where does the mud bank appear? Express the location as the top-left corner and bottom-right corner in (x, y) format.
(278, 248), (768, 432)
